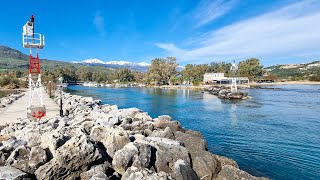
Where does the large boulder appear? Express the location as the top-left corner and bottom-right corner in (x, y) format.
(0, 138), (27, 153)
(6, 145), (31, 173)
(217, 165), (268, 180)
(191, 151), (220, 180)
(150, 127), (174, 139)
(28, 146), (48, 173)
(90, 126), (130, 158)
(173, 159), (199, 180)
(112, 142), (152, 175)
(40, 130), (66, 156)
(121, 166), (174, 180)
(0, 166), (29, 179)
(89, 172), (109, 180)
(94, 112), (121, 126)
(0, 137), (27, 165)
(148, 137), (190, 174)
(174, 131), (220, 179)
(35, 135), (102, 179)
(215, 155), (239, 168)
(80, 162), (110, 180)
(174, 131), (207, 154)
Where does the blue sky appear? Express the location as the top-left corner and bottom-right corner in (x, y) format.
(0, 0), (319, 66)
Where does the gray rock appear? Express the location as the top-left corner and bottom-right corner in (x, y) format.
(121, 166), (173, 180)
(40, 131), (66, 156)
(192, 151), (220, 180)
(0, 151), (7, 165)
(81, 121), (95, 135)
(215, 155), (239, 168)
(90, 126), (129, 158)
(26, 130), (42, 147)
(176, 128), (218, 178)
(174, 131), (207, 154)
(217, 165), (268, 180)
(35, 135), (102, 179)
(146, 137), (182, 146)
(80, 163), (110, 180)
(134, 112), (152, 122)
(0, 138), (27, 153)
(158, 115), (172, 122)
(28, 146), (48, 173)
(89, 172), (109, 180)
(173, 159), (199, 180)
(152, 140), (190, 174)
(94, 112), (121, 126)
(6, 145), (31, 173)
(150, 127), (174, 139)
(112, 142), (152, 175)
(0, 166), (29, 179)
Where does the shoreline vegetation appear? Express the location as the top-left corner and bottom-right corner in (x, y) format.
(79, 80), (320, 90)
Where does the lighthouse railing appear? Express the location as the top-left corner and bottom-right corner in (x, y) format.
(22, 33), (45, 49)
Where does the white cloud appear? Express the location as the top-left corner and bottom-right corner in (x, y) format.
(155, 43), (186, 55)
(93, 11), (106, 37)
(193, 0), (237, 28)
(156, 0), (320, 64)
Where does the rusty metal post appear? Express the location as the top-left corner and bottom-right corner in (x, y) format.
(49, 81), (52, 98)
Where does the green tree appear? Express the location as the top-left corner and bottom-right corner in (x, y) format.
(115, 68), (134, 83)
(147, 57), (178, 85)
(238, 58), (265, 80)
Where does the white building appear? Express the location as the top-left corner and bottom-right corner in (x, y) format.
(203, 73), (249, 84)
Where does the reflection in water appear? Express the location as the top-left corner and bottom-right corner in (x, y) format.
(182, 89), (190, 98)
(202, 92), (223, 111)
(230, 104), (238, 126)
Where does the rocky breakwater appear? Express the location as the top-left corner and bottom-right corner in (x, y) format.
(0, 91), (267, 180)
(0, 90), (24, 108)
(207, 86), (249, 100)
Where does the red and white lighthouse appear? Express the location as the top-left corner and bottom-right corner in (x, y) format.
(22, 15), (46, 120)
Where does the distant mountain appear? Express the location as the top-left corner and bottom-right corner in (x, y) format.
(76, 58), (151, 72)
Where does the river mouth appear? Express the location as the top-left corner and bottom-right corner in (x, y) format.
(65, 84), (320, 180)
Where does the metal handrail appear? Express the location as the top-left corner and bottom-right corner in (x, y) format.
(22, 33), (45, 49)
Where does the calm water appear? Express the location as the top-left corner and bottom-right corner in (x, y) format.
(65, 85), (320, 180)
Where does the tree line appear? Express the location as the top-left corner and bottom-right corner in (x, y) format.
(5, 57), (318, 88)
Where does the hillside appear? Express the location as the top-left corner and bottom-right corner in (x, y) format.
(0, 45), (29, 60)
(0, 45), (116, 74)
(1, 45), (319, 81)
(0, 45), (150, 72)
(265, 61), (320, 80)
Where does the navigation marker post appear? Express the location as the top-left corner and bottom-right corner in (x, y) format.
(231, 61), (238, 93)
(58, 77), (64, 117)
(22, 15), (46, 120)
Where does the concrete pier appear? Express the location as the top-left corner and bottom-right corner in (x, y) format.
(0, 89), (59, 125)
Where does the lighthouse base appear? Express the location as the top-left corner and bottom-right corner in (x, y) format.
(27, 105), (46, 121)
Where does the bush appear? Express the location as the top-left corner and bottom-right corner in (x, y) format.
(0, 76), (20, 87)
(309, 75), (320, 82)
(0, 77), (11, 86)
